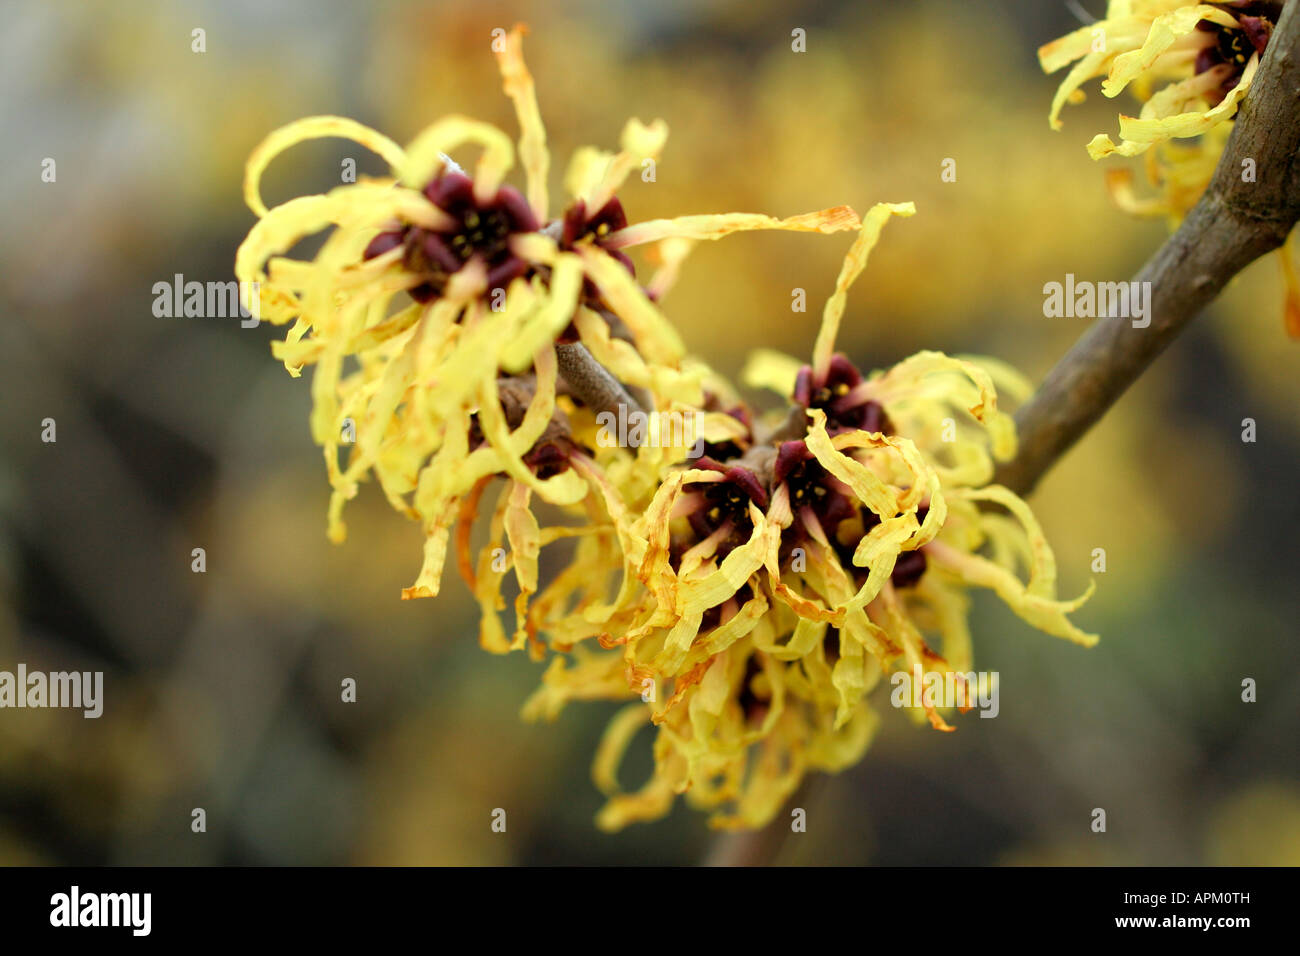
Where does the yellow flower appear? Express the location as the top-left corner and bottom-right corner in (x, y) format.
(234, 25), (863, 608)
(1039, 1), (1269, 157)
(1039, 1), (1299, 336)
(526, 205), (1097, 830)
(240, 25), (1100, 832)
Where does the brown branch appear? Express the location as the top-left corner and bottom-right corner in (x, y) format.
(704, 776), (825, 867)
(554, 342), (646, 422)
(754, 404), (810, 446)
(704, 1), (1300, 867)
(994, 0), (1300, 496)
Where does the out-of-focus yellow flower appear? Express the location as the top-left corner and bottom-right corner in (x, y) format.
(234, 25), (862, 613)
(1101, 121), (1230, 229)
(1040, 1), (1266, 160)
(525, 205), (1097, 830)
(1039, 1), (1299, 336)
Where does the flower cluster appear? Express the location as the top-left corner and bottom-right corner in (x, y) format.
(1039, 0), (1298, 336)
(237, 26), (1096, 830)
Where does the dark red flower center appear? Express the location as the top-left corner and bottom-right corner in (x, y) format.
(1194, 4), (1278, 99)
(793, 354), (892, 435)
(362, 171), (538, 303)
(556, 196), (638, 322)
(561, 196), (629, 248)
(773, 440), (855, 542)
(682, 457), (768, 560)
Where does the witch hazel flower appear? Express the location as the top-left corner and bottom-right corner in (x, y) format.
(234, 25), (863, 619)
(525, 204), (1097, 830)
(1039, 1), (1299, 336)
(238, 25), (1100, 833)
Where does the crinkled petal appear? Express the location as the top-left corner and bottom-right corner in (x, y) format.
(244, 115), (405, 217)
(812, 201), (916, 377)
(606, 205), (862, 249)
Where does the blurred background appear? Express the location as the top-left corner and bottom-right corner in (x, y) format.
(1, 0), (1297, 866)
